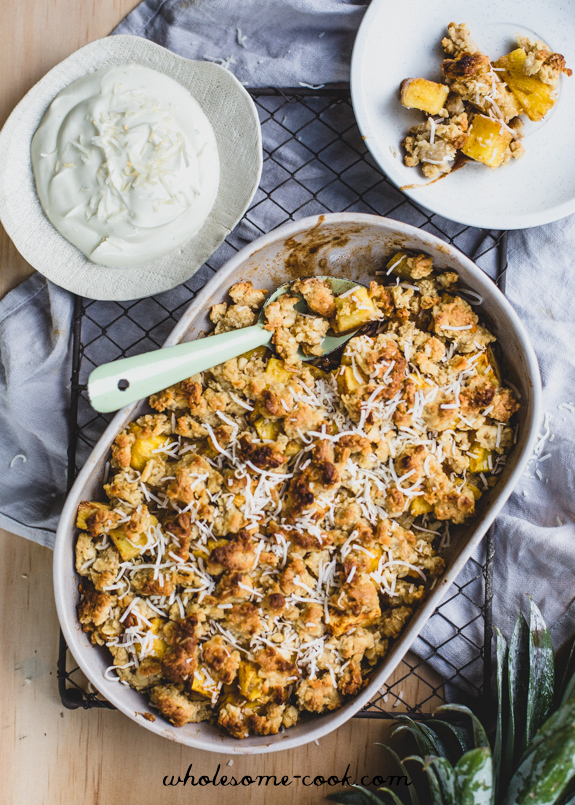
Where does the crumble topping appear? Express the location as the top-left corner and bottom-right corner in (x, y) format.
(76, 263), (520, 738)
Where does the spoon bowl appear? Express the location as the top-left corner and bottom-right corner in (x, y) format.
(260, 275), (365, 360)
(88, 276), (366, 413)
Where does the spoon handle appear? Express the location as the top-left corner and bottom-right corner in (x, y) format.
(87, 325), (272, 413)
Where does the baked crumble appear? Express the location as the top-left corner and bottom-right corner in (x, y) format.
(401, 22), (571, 177)
(75, 261), (520, 738)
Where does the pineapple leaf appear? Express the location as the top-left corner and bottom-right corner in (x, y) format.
(455, 747), (494, 804)
(375, 744), (420, 805)
(507, 611), (530, 766)
(405, 756), (444, 805)
(516, 700), (575, 767)
(434, 705), (489, 749)
(427, 719), (473, 759)
(423, 755), (458, 803)
(525, 597), (555, 746)
(494, 627), (509, 797)
(392, 724), (434, 758)
(559, 638), (575, 707)
(557, 787), (575, 805)
(412, 722), (449, 758)
(503, 721), (575, 804)
(392, 717), (447, 758)
(326, 786), (386, 805)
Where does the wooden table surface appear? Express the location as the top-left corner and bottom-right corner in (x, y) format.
(0, 3), (440, 802)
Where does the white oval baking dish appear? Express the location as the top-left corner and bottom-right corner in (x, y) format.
(53, 212), (542, 754)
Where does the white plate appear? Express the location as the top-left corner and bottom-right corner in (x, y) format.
(0, 36), (262, 300)
(54, 213), (541, 754)
(351, 0), (575, 230)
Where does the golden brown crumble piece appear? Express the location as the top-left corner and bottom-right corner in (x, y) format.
(296, 674), (343, 713)
(212, 304), (257, 334)
(441, 22), (479, 56)
(202, 635), (241, 684)
(292, 277), (336, 317)
(228, 281), (267, 309)
(403, 113), (469, 178)
(150, 685), (213, 727)
(263, 293), (299, 330)
(78, 579), (115, 630)
(516, 35), (572, 86)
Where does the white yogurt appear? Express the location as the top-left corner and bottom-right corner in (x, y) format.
(31, 64), (220, 268)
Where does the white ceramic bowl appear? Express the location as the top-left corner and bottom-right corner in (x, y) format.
(0, 36), (262, 301)
(351, 0), (575, 229)
(54, 213), (542, 754)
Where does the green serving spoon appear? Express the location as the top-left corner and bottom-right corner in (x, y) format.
(88, 276), (366, 413)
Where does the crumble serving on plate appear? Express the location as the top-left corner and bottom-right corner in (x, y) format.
(75, 256), (520, 738)
(400, 22), (571, 178)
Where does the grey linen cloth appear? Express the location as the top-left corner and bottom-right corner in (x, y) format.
(1, 0), (574, 691)
(0, 274), (73, 547)
(113, 0), (367, 87)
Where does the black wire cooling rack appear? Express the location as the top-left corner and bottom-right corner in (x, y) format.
(58, 87), (507, 718)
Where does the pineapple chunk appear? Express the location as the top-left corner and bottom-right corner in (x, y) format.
(109, 528), (147, 561)
(466, 483), (482, 501)
(461, 114), (513, 167)
(219, 688), (259, 714)
(473, 347), (501, 386)
(191, 543), (211, 560)
(468, 443), (492, 474)
(109, 514), (158, 561)
(385, 251), (412, 280)
(410, 497), (433, 516)
(495, 49), (557, 121)
(192, 667), (219, 699)
(265, 357), (292, 384)
(407, 373), (435, 392)
(486, 346), (502, 384)
(385, 250), (433, 280)
(285, 440), (303, 459)
(332, 286), (378, 334)
(238, 661), (263, 702)
(135, 618), (167, 659)
(202, 436), (221, 460)
(366, 545), (383, 573)
(336, 365), (364, 395)
(76, 501), (110, 530)
(254, 417), (281, 441)
(400, 78), (449, 115)
(149, 638), (167, 659)
(128, 423), (168, 471)
(240, 345), (267, 361)
(307, 364), (328, 381)
(453, 478), (483, 501)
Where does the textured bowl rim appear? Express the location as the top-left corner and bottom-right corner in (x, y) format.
(54, 212), (542, 754)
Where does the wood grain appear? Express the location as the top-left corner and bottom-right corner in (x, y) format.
(0, 0), (139, 298)
(0, 2), (440, 801)
(0, 525), (399, 805)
